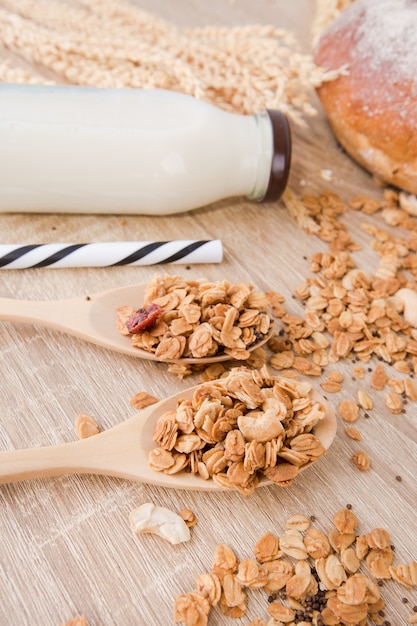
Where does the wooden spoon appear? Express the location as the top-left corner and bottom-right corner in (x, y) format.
(0, 384), (337, 489)
(0, 284), (273, 364)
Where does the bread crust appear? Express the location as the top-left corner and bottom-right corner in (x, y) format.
(314, 0), (417, 194)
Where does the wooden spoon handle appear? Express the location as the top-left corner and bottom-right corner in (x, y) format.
(0, 439), (97, 484)
(0, 297), (50, 323)
(0, 414), (150, 485)
(0, 296), (79, 328)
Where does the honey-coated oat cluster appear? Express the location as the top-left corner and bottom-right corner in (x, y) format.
(174, 508), (417, 626)
(259, 190), (417, 467)
(272, 190), (417, 386)
(117, 274), (273, 362)
(149, 366), (327, 494)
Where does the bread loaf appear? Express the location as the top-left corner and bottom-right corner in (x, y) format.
(314, 0), (417, 194)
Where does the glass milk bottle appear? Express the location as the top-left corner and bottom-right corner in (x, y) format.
(0, 84), (291, 214)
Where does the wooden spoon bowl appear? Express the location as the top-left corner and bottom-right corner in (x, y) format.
(0, 284), (274, 364)
(0, 382), (337, 490)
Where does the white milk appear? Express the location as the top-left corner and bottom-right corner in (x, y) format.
(0, 85), (291, 214)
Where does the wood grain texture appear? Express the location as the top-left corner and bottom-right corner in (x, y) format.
(0, 1), (416, 625)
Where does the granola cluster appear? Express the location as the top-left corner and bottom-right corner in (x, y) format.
(272, 190), (417, 384)
(173, 508), (417, 626)
(149, 366), (327, 494)
(265, 189), (417, 472)
(117, 274), (273, 361)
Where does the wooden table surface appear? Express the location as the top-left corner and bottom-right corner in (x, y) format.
(0, 2), (416, 625)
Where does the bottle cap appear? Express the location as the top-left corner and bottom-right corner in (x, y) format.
(261, 110), (292, 203)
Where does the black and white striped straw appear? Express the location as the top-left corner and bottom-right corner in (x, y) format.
(0, 240), (223, 269)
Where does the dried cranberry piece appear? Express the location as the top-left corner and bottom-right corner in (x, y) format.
(126, 303), (162, 334)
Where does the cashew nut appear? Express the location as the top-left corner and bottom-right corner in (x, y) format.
(399, 192), (417, 216)
(129, 502), (190, 544)
(394, 288), (417, 327)
(341, 269), (371, 291)
(237, 409), (284, 443)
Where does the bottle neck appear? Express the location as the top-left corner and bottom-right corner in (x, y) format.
(247, 110), (274, 201)
(248, 109), (291, 203)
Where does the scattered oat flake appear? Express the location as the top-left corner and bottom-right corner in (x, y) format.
(269, 350), (295, 370)
(390, 561), (417, 587)
(333, 508), (358, 534)
(338, 400), (359, 423)
(393, 360), (410, 374)
(74, 414), (100, 439)
(357, 390), (373, 410)
(352, 450), (371, 471)
(328, 370), (344, 383)
(173, 592), (210, 626)
(180, 508), (198, 527)
(199, 363), (226, 382)
(167, 363), (193, 379)
(320, 380), (342, 393)
(404, 378), (417, 400)
(352, 365), (365, 379)
(130, 391), (159, 409)
(253, 532), (281, 563)
(344, 426), (362, 441)
(286, 514), (311, 532)
(385, 392), (404, 414)
(371, 363), (389, 390)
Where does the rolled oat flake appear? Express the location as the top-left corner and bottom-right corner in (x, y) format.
(0, 84), (291, 215)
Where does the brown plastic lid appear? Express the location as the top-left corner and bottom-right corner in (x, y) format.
(261, 110), (292, 203)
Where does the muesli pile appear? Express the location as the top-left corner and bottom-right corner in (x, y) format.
(116, 274), (273, 361)
(263, 189), (417, 471)
(173, 507), (417, 625)
(148, 366), (328, 495)
(270, 190), (417, 379)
